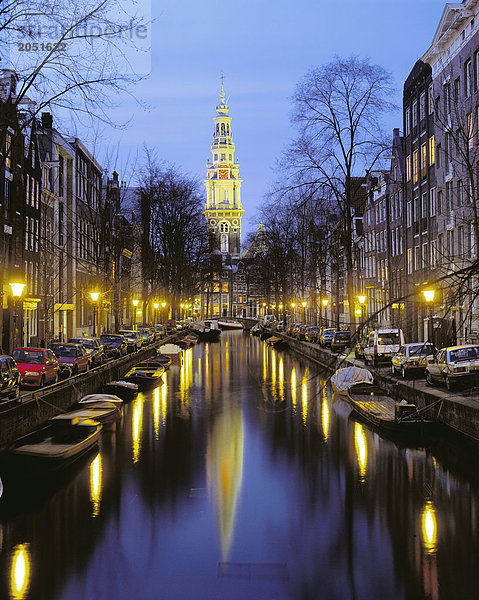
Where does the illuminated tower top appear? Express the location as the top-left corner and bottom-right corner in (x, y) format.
(204, 81), (244, 256)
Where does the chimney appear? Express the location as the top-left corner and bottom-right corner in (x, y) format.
(41, 112), (53, 129)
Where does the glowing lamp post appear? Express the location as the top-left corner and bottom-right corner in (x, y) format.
(9, 281), (26, 350)
(321, 298), (329, 326)
(132, 299), (139, 330)
(301, 301), (307, 324)
(423, 289), (435, 345)
(153, 302), (159, 325)
(358, 294), (366, 328)
(161, 302), (166, 327)
(90, 292), (100, 337)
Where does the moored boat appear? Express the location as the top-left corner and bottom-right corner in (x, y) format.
(79, 393), (124, 405)
(123, 361), (165, 389)
(66, 402), (121, 426)
(346, 381), (434, 434)
(266, 336), (288, 350)
(250, 324), (261, 336)
(6, 414), (102, 468)
(102, 381), (138, 402)
(157, 343), (183, 365)
(192, 319), (222, 342)
(218, 320), (244, 330)
(331, 366), (374, 396)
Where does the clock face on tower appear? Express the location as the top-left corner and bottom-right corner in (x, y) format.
(218, 168), (228, 179)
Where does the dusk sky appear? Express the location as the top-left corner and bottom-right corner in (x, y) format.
(97, 0), (447, 236)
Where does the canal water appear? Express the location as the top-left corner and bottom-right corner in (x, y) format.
(0, 330), (478, 599)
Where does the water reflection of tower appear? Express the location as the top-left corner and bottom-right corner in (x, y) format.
(207, 406), (244, 560)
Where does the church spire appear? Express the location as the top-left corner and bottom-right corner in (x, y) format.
(204, 80), (244, 257)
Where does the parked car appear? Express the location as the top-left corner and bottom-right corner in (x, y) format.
(118, 330), (142, 353)
(100, 333), (128, 358)
(0, 355), (21, 400)
(12, 347), (59, 388)
(426, 345), (479, 391)
(69, 337), (104, 367)
(363, 328), (405, 366)
(305, 326), (322, 343)
(153, 324), (165, 340)
(330, 330), (352, 353)
(166, 320), (177, 335)
(138, 327), (155, 346)
(50, 342), (91, 376)
(320, 328), (337, 348)
(391, 342), (436, 379)
(297, 325), (309, 341)
(287, 323), (301, 337)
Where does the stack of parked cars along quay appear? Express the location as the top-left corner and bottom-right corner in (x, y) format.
(0, 324), (184, 448)
(258, 318), (479, 445)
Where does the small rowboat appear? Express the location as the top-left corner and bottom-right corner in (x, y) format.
(346, 381), (434, 434)
(66, 402), (121, 426)
(157, 343), (183, 365)
(331, 366), (374, 396)
(7, 414), (102, 468)
(79, 393), (123, 405)
(123, 361), (165, 389)
(103, 381), (138, 402)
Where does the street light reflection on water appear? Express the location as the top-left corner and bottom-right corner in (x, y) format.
(2, 330), (479, 599)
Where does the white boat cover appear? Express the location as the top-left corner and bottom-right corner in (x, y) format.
(331, 366), (374, 392)
(159, 343), (182, 355)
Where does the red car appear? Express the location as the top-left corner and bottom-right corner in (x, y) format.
(12, 347), (60, 388)
(50, 342), (91, 376)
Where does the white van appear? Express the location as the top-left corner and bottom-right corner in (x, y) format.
(363, 328), (405, 367)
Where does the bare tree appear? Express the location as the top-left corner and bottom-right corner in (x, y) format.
(286, 55), (396, 330)
(138, 154), (209, 319)
(1, 0), (149, 127)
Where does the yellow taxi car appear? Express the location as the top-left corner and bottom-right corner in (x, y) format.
(391, 342), (436, 379)
(425, 344), (479, 391)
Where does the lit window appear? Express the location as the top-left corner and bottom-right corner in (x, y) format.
(429, 136), (435, 164)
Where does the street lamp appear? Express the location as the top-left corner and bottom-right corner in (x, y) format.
(301, 300), (307, 324)
(161, 301), (167, 327)
(9, 280), (26, 350)
(423, 289), (435, 345)
(90, 291), (100, 337)
(132, 299), (139, 330)
(153, 302), (159, 325)
(321, 298), (329, 326)
(358, 294), (366, 328)
(291, 302), (296, 323)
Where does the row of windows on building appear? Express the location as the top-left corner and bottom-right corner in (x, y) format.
(405, 42), (479, 137)
(25, 174), (40, 209)
(78, 218), (98, 260)
(364, 191), (403, 226)
(24, 217), (40, 252)
(405, 136), (435, 182)
(213, 153), (233, 162)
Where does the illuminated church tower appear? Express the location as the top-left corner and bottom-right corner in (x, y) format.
(204, 83), (244, 257)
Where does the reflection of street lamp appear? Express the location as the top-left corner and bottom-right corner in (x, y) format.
(423, 289), (435, 345)
(301, 301), (307, 324)
(90, 291), (100, 337)
(132, 299), (139, 330)
(9, 280), (26, 350)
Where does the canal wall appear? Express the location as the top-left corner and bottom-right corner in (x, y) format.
(271, 331), (479, 445)
(0, 338), (178, 449)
